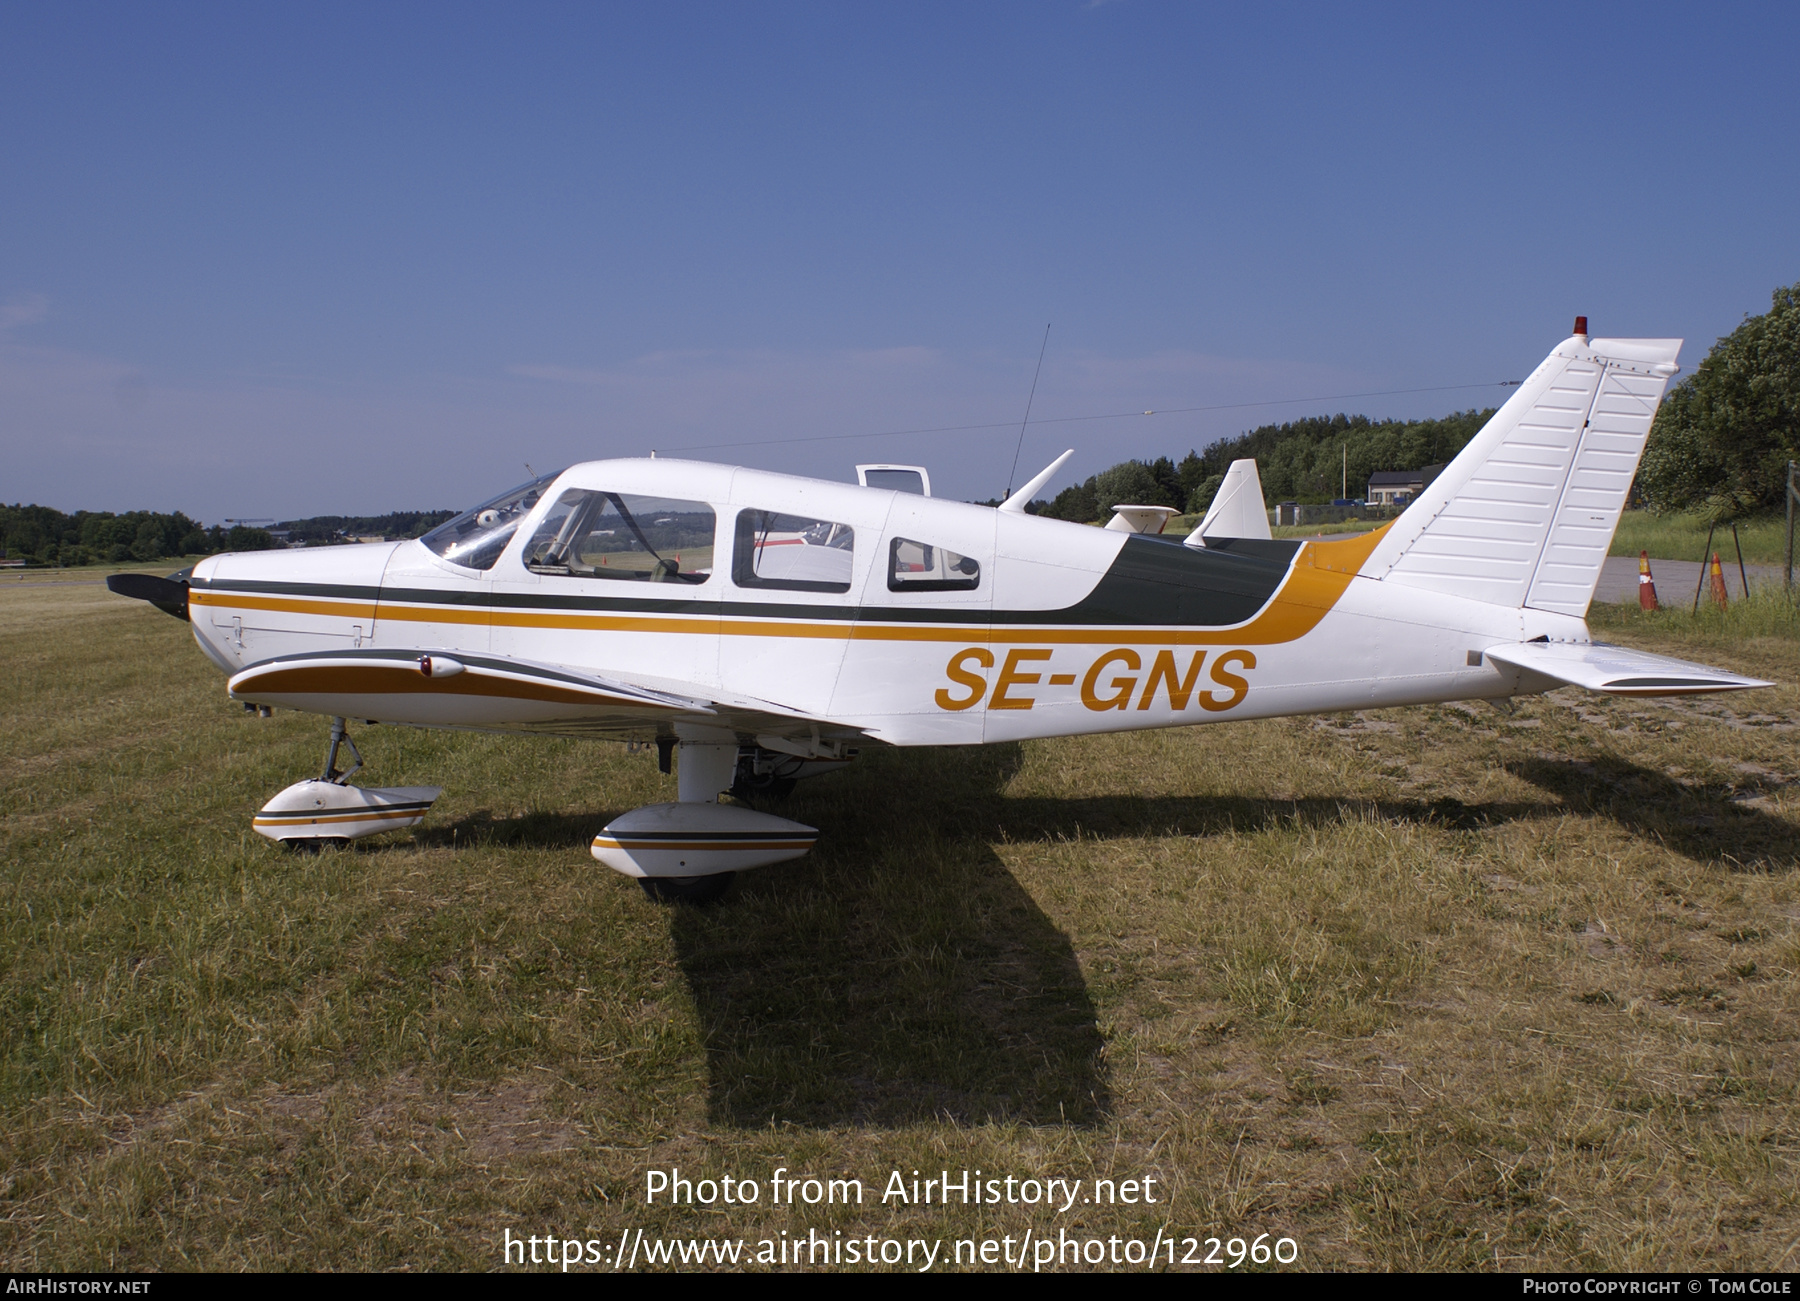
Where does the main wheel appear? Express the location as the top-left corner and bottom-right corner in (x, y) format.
(638, 873), (735, 904)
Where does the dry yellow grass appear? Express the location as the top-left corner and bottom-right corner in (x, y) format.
(1, 577), (1796, 1271)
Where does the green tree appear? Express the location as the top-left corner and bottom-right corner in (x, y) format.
(1186, 473), (1225, 515)
(1182, 409), (1492, 504)
(1639, 280), (1800, 520)
(1092, 461), (1173, 515)
(130, 518), (164, 561)
(226, 526), (280, 552)
(1042, 478), (1098, 523)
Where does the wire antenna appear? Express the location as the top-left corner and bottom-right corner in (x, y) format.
(1005, 324), (1052, 499)
(667, 378), (1521, 453)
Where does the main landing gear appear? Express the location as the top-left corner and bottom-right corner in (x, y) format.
(730, 743), (860, 803)
(591, 735), (821, 905)
(251, 716), (442, 849)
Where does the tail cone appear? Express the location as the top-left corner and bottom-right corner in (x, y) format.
(1637, 550), (1659, 611)
(1709, 552), (1730, 608)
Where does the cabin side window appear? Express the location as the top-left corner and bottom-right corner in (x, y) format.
(887, 537), (980, 592)
(523, 490), (715, 584)
(733, 509), (854, 593)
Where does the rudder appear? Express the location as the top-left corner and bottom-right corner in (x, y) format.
(1359, 329), (1681, 614)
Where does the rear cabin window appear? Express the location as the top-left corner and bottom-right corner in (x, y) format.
(523, 490), (715, 584)
(888, 538), (980, 592)
(733, 509), (854, 593)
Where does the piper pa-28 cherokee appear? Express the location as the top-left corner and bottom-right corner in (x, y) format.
(109, 324), (1772, 901)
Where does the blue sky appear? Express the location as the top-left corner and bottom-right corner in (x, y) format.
(3, 1), (1796, 520)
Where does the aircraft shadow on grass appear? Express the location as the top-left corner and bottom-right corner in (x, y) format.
(673, 743), (1109, 1130)
(404, 742), (1793, 1130)
(411, 747), (1110, 1130)
(1507, 755), (1798, 873)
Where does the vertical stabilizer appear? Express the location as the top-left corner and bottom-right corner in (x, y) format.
(1186, 458), (1274, 548)
(1359, 333), (1681, 613)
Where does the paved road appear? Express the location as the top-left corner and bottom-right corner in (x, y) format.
(1594, 554), (1785, 605)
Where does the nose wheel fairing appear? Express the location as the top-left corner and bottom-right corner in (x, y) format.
(253, 781), (442, 843)
(252, 717), (441, 844)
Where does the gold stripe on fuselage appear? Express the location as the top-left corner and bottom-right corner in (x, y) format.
(193, 525), (1389, 649)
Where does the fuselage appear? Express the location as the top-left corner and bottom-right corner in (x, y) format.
(185, 457), (1587, 746)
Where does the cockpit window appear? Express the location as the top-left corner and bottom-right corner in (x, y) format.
(523, 490), (714, 583)
(420, 471), (562, 571)
(733, 509), (854, 593)
(888, 537), (980, 592)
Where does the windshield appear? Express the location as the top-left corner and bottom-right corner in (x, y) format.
(419, 470), (563, 570)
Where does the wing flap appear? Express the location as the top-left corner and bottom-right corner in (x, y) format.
(1484, 641), (1773, 696)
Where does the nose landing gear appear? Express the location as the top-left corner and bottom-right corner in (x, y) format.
(252, 716), (442, 848)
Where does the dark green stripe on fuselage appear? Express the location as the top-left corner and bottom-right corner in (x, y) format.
(194, 535), (1302, 629)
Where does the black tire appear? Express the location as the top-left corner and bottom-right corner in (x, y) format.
(638, 873), (735, 905)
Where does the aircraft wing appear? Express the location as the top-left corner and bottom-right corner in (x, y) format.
(1483, 641), (1773, 696)
(227, 648), (867, 746)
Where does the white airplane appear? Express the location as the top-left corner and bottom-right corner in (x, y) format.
(109, 325), (1771, 901)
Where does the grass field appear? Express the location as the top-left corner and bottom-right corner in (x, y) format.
(2, 576), (1797, 1271)
(1611, 513), (1794, 568)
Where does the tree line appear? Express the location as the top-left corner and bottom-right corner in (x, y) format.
(1033, 409), (1494, 523)
(270, 511), (455, 546)
(0, 506), (454, 567)
(1640, 280), (1799, 521)
(1, 507), (270, 567)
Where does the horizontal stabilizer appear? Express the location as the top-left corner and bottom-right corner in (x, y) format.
(1483, 641), (1772, 696)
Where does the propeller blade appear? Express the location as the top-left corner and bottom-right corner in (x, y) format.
(106, 570), (191, 621)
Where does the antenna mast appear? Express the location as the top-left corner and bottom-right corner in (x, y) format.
(1004, 324), (1052, 500)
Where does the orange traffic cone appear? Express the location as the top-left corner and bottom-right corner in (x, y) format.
(1709, 552), (1730, 608)
(1637, 550), (1658, 611)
